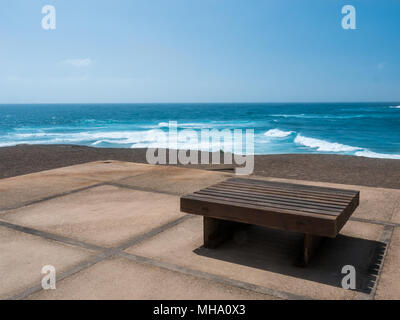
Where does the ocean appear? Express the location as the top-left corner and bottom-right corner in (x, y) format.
(0, 102), (399, 159)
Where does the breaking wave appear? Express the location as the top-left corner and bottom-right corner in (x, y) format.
(294, 134), (362, 152)
(264, 129), (294, 138)
(293, 134), (400, 159)
(354, 150), (400, 159)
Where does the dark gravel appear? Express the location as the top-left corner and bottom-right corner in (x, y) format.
(1, 144), (399, 189)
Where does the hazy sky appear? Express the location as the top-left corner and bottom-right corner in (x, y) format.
(1, 0), (399, 103)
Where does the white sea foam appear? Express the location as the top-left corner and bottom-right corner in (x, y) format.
(264, 129), (294, 138)
(355, 150), (400, 159)
(13, 132), (48, 138)
(294, 134), (362, 152)
(134, 139), (235, 152)
(389, 105), (400, 109)
(3, 127), (400, 161)
(3, 130), (156, 147)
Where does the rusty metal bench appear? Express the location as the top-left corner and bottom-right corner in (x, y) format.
(180, 178), (359, 265)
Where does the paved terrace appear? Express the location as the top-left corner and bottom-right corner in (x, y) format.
(0, 161), (399, 300)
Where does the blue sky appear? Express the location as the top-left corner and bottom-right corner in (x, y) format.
(0, 0), (399, 103)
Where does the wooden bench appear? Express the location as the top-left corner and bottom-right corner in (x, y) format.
(180, 177), (360, 265)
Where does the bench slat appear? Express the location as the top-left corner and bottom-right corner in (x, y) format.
(203, 186), (347, 209)
(195, 189), (344, 214)
(217, 182), (353, 203)
(191, 192), (342, 216)
(222, 178), (356, 200)
(226, 178), (359, 196)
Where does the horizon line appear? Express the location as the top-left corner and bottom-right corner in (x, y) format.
(0, 101), (399, 105)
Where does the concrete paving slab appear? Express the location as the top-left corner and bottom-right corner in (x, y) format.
(115, 165), (231, 196)
(41, 160), (161, 183)
(126, 216), (385, 299)
(340, 219), (386, 241)
(0, 174), (97, 212)
(29, 257), (275, 300)
(388, 200), (400, 225)
(375, 227), (400, 300)
(0, 225), (94, 300)
(251, 176), (400, 223)
(0, 161), (166, 212)
(0, 185), (184, 247)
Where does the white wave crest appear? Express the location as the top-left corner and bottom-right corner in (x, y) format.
(355, 150), (400, 159)
(2, 130), (157, 147)
(294, 134), (361, 152)
(389, 105), (400, 109)
(13, 132), (47, 138)
(264, 129), (294, 138)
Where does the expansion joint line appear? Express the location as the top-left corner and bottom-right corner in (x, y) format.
(0, 183), (106, 214)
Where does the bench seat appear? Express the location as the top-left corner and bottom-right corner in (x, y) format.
(180, 178), (360, 265)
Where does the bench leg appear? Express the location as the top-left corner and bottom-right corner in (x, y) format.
(203, 217), (245, 248)
(301, 234), (323, 266)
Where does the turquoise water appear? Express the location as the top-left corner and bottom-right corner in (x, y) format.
(0, 103), (400, 158)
